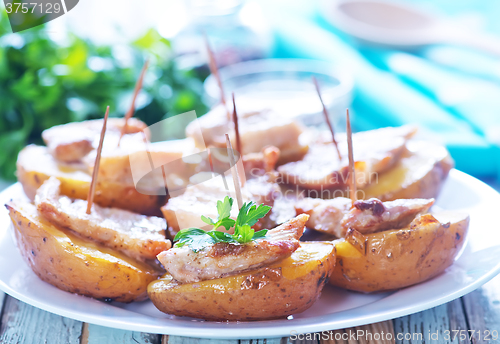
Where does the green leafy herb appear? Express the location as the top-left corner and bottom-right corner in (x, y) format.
(0, 15), (208, 181)
(200, 197), (236, 231)
(174, 227), (235, 252)
(173, 196), (271, 252)
(236, 202), (273, 227)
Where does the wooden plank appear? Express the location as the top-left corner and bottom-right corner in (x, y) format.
(319, 320), (395, 344)
(462, 274), (500, 344)
(0, 291), (5, 332)
(240, 338), (287, 344)
(82, 323), (161, 344)
(0, 295), (82, 344)
(394, 299), (470, 344)
(0, 291), (5, 313)
(285, 333), (321, 344)
(162, 336), (239, 344)
(163, 337), (287, 344)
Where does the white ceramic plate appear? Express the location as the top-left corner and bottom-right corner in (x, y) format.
(1, 170), (499, 339)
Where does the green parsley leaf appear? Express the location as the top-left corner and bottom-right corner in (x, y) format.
(173, 228), (213, 252)
(201, 196), (236, 231)
(218, 217), (236, 231)
(252, 229), (268, 239)
(200, 215), (215, 226)
(206, 231), (236, 243)
(172, 197), (272, 251)
(217, 196), (233, 219)
(234, 224), (254, 243)
(174, 228), (206, 242)
(236, 202), (272, 227)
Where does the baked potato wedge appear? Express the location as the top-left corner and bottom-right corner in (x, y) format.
(148, 241), (335, 321)
(17, 145), (165, 216)
(330, 212), (469, 292)
(361, 140), (453, 201)
(6, 200), (162, 302)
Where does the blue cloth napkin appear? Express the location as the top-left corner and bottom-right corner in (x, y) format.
(269, 8), (499, 178)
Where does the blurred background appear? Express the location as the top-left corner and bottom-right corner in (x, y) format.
(1, 0), (500, 187)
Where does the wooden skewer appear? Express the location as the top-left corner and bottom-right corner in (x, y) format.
(231, 93), (241, 156)
(207, 147), (215, 174)
(203, 33), (230, 120)
(86, 106), (110, 214)
(139, 130), (169, 196)
(119, 59), (150, 145)
(141, 130), (155, 171)
(231, 93), (246, 187)
(312, 76), (342, 161)
(207, 145), (230, 190)
(346, 109), (357, 204)
(225, 134), (243, 209)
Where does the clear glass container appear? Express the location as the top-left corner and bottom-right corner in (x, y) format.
(172, 0), (272, 71)
(204, 58), (354, 129)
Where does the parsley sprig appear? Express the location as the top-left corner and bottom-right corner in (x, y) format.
(173, 196), (271, 252)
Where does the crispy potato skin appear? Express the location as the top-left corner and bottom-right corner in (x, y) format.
(17, 145), (165, 216)
(6, 200), (162, 303)
(361, 141), (454, 201)
(148, 242), (335, 321)
(330, 213), (469, 293)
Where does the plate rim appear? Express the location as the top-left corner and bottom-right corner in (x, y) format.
(1, 169), (499, 339)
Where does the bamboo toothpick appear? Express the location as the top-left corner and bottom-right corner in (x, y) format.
(231, 94), (246, 187)
(119, 59), (150, 145)
(140, 130), (168, 195)
(207, 147), (215, 174)
(141, 130), (155, 171)
(203, 33), (230, 120)
(86, 106), (110, 214)
(346, 109), (357, 204)
(313, 76), (342, 161)
(231, 93), (241, 155)
(225, 134), (243, 209)
(208, 146), (230, 191)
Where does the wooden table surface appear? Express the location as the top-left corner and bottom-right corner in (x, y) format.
(0, 274), (499, 344)
(1, 180), (500, 343)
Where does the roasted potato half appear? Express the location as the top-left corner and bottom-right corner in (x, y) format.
(6, 200), (162, 303)
(17, 145), (165, 216)
(330, 212), (469, 293)
(148, 241), (335, 321)
(361, 140), (454, 201)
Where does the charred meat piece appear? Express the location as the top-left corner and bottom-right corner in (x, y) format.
(295, 196), (433, 237)
(162, 174), (281, 234)
(185, 104), (308, 164)
(341, 198), (434, 235)
(157, 214), (308, 283)
(42, 118), (148, 162)
(35, 177), (170, 262)
(278, 125), (417, 190)
(243, 146), (280, 178)
(294, 197), (352, 238)
(84, 137), (198, 192)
